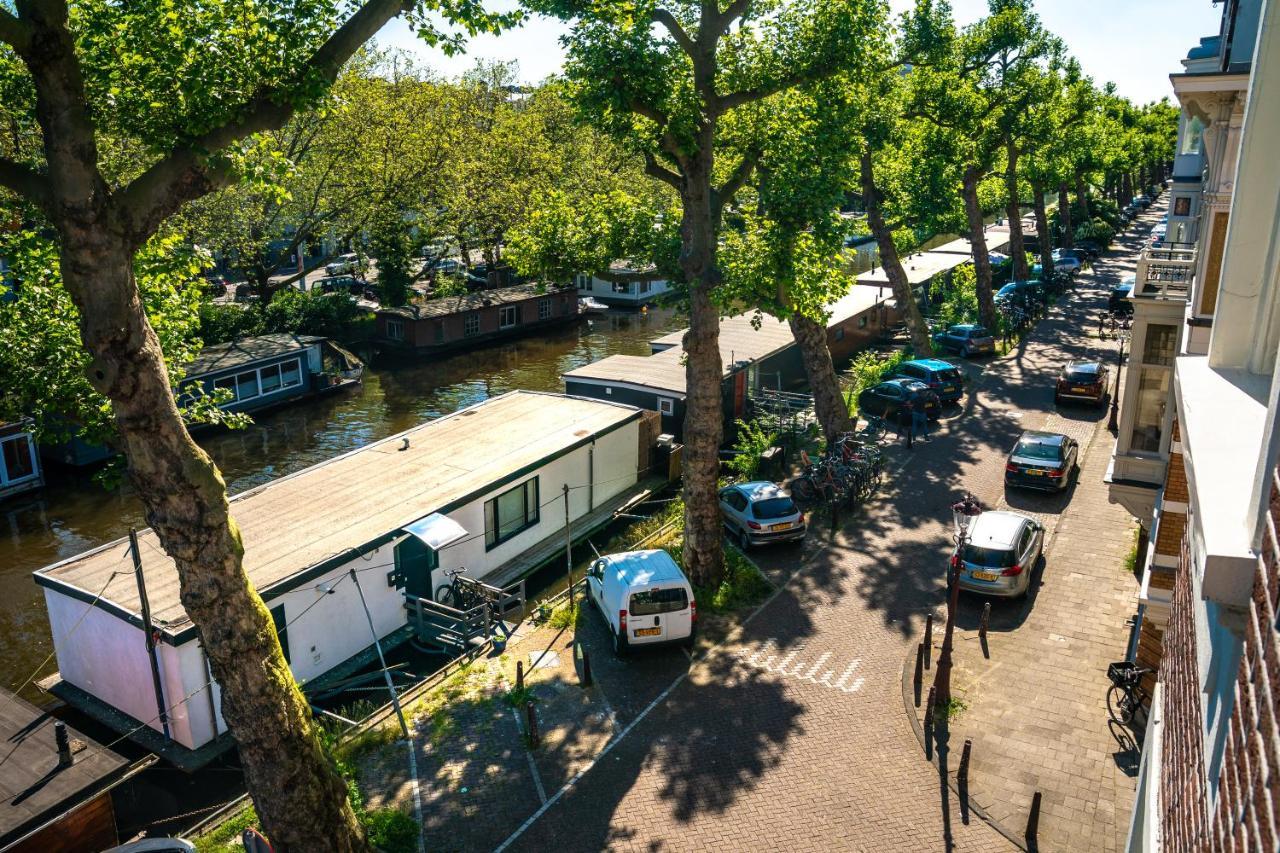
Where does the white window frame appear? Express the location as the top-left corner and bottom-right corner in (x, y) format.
(658, 397), (675, 416)
(538, 298), (552, 320)
(0, 432), (39, 487)
(386, 318), (404, 341)
(499, 305), (519, 329)
(464, 313), (481, 337)
(212, 357), (304, 407)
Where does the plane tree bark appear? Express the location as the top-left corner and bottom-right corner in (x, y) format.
(961, 167), (998, 330)
(787, 312), (853, 441)
(1004, 141), (1029, 281)
(860, 150), (932, 356)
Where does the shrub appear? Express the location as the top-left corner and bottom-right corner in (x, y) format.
(843, 349), (908, 414)
(727, 419), (779, 481)
(199, 289), (368, 345)
(363, 807), (421, 853)
(933, 263), (979, 330)
(1075, 218), (1115, 245)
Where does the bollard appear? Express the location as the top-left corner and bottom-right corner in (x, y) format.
(925, 686), (936, 732)
(913, 642), (925, 696)
(525, 700), (539, 749)
(959, 739), (972, 791)
(979, 602), (991, 641)
(516, 660), (524, 693)
(924, 612), (934, 669)
(1025, 791), (1042, 844)
(580, 646), (593, 688)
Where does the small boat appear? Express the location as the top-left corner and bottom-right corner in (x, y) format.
(579, 297), (610, 315)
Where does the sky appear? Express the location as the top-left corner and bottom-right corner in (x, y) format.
(377, 0), (1224, 105)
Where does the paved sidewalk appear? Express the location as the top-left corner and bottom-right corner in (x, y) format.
(908, 212), (1162, 851)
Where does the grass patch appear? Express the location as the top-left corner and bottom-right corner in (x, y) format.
(694, 547), (774, 613)
(193, 804), (257, 852)
(1122, 526), (1140, 575)
(934, 696), (969, 724)
(364, 807), (420, 853)
(546, 603), (579, 631)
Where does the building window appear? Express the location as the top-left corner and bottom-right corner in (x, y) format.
(211, 358), (303, 405)
(484, 477), (539, 549)
(1129, 369), (1171, 454)
(499, 305), (519, 329)
(1142, 324), (1177, 366)
(386, 318), (404, 342)
(538, 298), (552, 320)
(611, 281), (631, 295)
(0, 433), (37, 485)
(1174, 197), (1191, 217)
(464, 313), (481, 337)
(1179, 115), (1204, 155)
(638, 280), (651, 294)
(658, 397), (675, 415)
(835, 327), (846, 340)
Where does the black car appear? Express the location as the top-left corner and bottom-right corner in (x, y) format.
(1055, 360), (1109, 407)
(1005, 431), (1079, 492)
(1109, 277), (1135, 313)
(316, 274), (366, 294)
(858, 378), (941, 421)
(1073, 241), (1103, 260)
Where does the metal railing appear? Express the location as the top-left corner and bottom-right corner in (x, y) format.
(1135, 242), (1196, 300)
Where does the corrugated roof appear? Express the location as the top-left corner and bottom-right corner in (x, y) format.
(35, 392), (640, 633)
(186, 334), (324, 377)
(378, 283), (568, 319)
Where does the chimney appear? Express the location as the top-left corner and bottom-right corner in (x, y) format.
(55, 721), (72, 767)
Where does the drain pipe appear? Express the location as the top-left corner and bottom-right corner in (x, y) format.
(130, 529), (170, 741)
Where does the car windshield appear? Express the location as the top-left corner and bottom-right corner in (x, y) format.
(962, 544), (1016, 568)
(969, 327), (990, 339)
(934, 368), (961, 383)
(752, 497), (798, 519)
(629, 587), (689, 616)
(1064, 369), (1098, 383)
(1014, 439), (1061, 460)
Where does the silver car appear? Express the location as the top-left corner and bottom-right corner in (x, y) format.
(955, 511), (1044, 598)
(717, 481), (806, 550)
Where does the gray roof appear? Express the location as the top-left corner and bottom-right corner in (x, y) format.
(379, 283), (568, 320)
(0, 687), (132, 844)
(187, 333), (324, 377)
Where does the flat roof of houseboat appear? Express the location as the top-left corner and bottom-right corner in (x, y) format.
(377, 283), (568, 320)
(34, 392), (641, 639)
(186, 333), (325, 376)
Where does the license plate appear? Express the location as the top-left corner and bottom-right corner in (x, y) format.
(770, 522), (794, 532)
(1071, 386), (1088, 393)
(971, 571), (999, 581)
(943, 386), (956, 393)
(1022, 468), (1042, 476)
(634, 627), (661, 637)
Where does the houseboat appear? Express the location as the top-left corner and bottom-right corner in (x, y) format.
(33, 392), (656, 766)
(574, 262), (672, 308)
(374, 283), (580, 355)
(0, 688), (153, 852)
(564, 287), (897, 439)
(0, 422), (43, 501)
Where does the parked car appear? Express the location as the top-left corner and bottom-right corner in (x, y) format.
(857, 378), (941, 420)
(955, 511), (1044, 598)
(1132, 195), (1151, 209)
(586, 549), (696, 655)
(1049, 250), (1083, 274)
(932, 323), (996, 357)
(1074, 240), (1103, 260)
(316, 274), (366, 295)
(987, 251), (1012, 268)
(325, 252), (365, 276)
(1109, 275), (1135, 312)
(233, 281), (257, 302)
(995, 280), (1045, 305)
(1004, 430), (1079, 492)
(717, 481), (806, 550)
(1055, 360), (1109, 407)
(894, 358), (965, 403)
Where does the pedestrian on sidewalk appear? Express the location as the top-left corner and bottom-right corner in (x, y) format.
(900, 400), (914, 449)
(912, 404), (929, 441)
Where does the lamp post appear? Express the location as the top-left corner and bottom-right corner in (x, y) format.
(935, 493), (983, 713)
(1107, 321), (1132, 432)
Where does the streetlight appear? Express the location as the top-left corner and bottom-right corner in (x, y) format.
(935, 492), (984, 713)
(1107, 318), (1132, 432)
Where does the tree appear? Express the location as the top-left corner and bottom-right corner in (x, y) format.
(527, 0), (884, 587)
(0, 1), (510, 848)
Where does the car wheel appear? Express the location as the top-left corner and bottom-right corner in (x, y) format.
(738, 527), (752, 552)
(612, 628), (627, 657)
(961, 344), (971, 358)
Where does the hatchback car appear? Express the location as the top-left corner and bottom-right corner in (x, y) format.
(1072, 241), (1103, 260)
(1055, 360), (1109, 407)
(1109, 276), (1135, 312)
(858, 378), (941, 421)
(1050, 249), (1084, 274)
(995, 280), (1045, 305)
(718, 482), (806, 550)
(894, 358), (964, 404)
(932, 324), (996, 357)
(955, 511), (1044, 598)
(325, 252), (365, 276)
(316, 274), (364, 294)
(1005, 431), (1079, 491)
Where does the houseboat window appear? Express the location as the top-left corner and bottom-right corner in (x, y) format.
(499, 305), (519, 329)
(280, 360), (302, 388)
(638, 281), (651, 294)
(484, 477), (539, 549)
(464, 313), (481, 337)
(0, 433), (36, 484)
(387, 318), (404, 341)
(538, 298), (552, 320)
(658, 398), (675, 416)
(211, 358), (303, 405)
(611, 281), (631, 295)
(260, 363), (283, 394)
(236, 371), (260, 401)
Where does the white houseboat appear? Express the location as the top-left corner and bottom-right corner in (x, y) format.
(33, 392), (654, 765)
(0, 422), (43, 501)
(574, 262), (671, 308)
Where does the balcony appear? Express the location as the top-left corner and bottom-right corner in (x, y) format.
(1134, 243), (1196, 301)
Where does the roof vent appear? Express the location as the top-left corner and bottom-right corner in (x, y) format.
(400, 438), (410, 451)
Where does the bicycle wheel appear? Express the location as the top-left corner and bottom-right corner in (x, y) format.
(791, 476), (817, 502)
(434, 583), (457, 607)
(1107, 684), (1135, 725)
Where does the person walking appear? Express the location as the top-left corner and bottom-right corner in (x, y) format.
(912, 402), (929, 442)
(900, 400), (914, 450)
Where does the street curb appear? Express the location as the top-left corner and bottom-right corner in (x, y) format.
(898, 637), (1029, 852)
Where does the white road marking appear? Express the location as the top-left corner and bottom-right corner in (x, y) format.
(733, 640), (864, 694)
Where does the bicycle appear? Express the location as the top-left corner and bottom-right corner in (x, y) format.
(435, 568), (484, 611)
(1106, 661), (1151, 726)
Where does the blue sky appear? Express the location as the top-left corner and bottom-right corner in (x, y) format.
(377, 0), (1223, 105)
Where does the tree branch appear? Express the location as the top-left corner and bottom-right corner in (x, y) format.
(0, 157), (51, 210)
(713, 0), (751, 36)
(713, 150), (760, 209)
(643, 151), (683, 189)
(117, 0), (414, 246)
(0, 8), (30, 54)
(651, 8), (696, 57)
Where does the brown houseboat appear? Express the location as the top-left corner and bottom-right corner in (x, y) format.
(375, 284), (580, 355)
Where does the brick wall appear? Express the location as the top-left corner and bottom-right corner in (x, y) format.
(1156, 509), (1187, 557)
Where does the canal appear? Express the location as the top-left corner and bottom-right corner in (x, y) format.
(0, 306), (688, 701)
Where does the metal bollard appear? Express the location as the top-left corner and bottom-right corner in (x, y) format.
(580, 646), (593, 688)
(525, 700), (539, 749)
(516, 660), (524, 693)
(925, 686), (936, 732)
(979, 602), (991, 641)
(1026, 791), (1042, 844)
(959, 739), (972, 790)
(913, 642), (925, 695)
(924, 612), (934, 669)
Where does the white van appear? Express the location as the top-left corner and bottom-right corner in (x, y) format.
(586, 549), (696, 655)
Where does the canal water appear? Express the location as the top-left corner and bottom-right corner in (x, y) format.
(0, 306), (687, 701)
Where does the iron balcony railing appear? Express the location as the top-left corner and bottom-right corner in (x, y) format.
(1135, 242), (1196, 300)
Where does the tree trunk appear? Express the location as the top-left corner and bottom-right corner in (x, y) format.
(962, 167), (998, 330)
(1122, 172), (1133, 210)
(860, 151), (931, 355)
(1004, 142), (1028, 281)
(59, 244), (367, 851)
(1033, 186), (1053, 278)
(1075, 171), (1091, 221)
(677, 168), (725, 591)
(787, 312), (852, 442)
(1058, 184), (1073, 248)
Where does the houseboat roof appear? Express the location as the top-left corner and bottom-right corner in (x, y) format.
(34, 392), (642, 642)
(378, 283), (566, 320)
(186, 333), (325, 377)
(856, 229), (1014, 288)
(0, 687), (142, 846)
